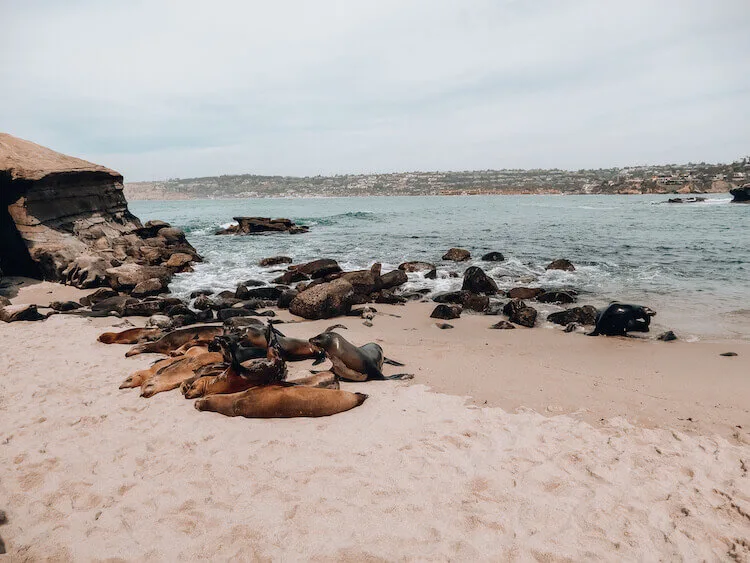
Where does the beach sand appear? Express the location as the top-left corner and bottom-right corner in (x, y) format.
(1, 281), (749, 560)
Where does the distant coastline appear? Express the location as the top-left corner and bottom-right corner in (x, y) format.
(124, 159), (749, 200)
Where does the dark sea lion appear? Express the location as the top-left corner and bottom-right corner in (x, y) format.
(125, 326), (224, 357)
(587, 303), (656, 336)
(308, 332), (413, 382)
(194, 384), (368, 418)
(140, 351), (224, 398)
(98, 327), (163, 345)
(268, 325), (326, 363)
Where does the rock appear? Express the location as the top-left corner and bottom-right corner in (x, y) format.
(503, 299), (537, 328)
(720, 352), (738, 357)
(425, 269), (438, 279)
(348, 306), (377, 317)
(290, 259), (342, 279)
(481, 252), (505, 262)
(106, 264), (171, 292)
(667, 197), (706, 204)
(90, 295), (135, 316)
(277, 289), (298, 309)
(210, 296), (242, 310)
(193, 294), (213, 310)
(398, 261), (435, 273)
(272, 270), (309, 285)
(146, 314), (173, 330)
(547, 306), (599, 326)
(50, 300), (82, 312)
(171, 313), (198, 328)
(435, 322), (454, 329)
(216, 217), (309, 235)
(165, 252), (194, 269)
(79, 287), (119, 306)
(242, 279), (267, 287)
(189, 289), (213, 298)
(0, 133), (200, 288)
(131, 278), (166, 298)
(289, 278), (355, 320)
(430, 304), (462, 320)
(508, 287), (544, 300)
(657, 331), (677, 342)
(432, 290), (488, 312)
(537, 291), (577, 304)
(0, 303), (45, 322)
(563, 322), (578, 333)
(166, 304), (193, 317)
(372, 290), (408, 304)
(341, 269), (381, 296)
(461, 266), (498, 295)
(546, 259), (575, 272)
(195, 309), (214, 322)
(485, 301), (505, 315)
(442, 248), (471, 262)
(218, 308), (255, 321)
(223, 316), (265, 330)
(729, 185), (750, 203)
(380, 269), (408, 289)
(236, 286), (283, 300)
(259, 256), (293, 267)
(490, 320), (515, 329)
(123, 299), (169, 317)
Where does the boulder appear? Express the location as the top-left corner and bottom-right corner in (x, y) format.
(289, 278), (355, 320)
(399, 261), (436, 273)
(380, 269), (408, 289)
(277, 289), (298, 309)
(195, 308), (214, 322)
(131, 278), (166, 298)
(290, 259), (342, 279)
(91, 295), (136, 315)
(272, 270), (309, 285)
(430, 304), (462, 320)
(146, 314), (174, 330)
(216, 217), (309, 235)
(122, 299), (168, 317)
(50, 300), (82, 312)
(372, 290), (408, 304)
(193, 294), (213, 310)
(106, 264), (171, 291)
(461, 266), (498, 295)
(442, 248), (471, 262)
(435, 323), (454, 329)
(236, 286), (283, 301)
(259, 256), (293, 267)
(508, 287), (544, 300)
(481, 252), (505, 262)
(165, 252), (194, 269)
(432, 290), (488, 312)
(79, 287), (119, 306)
(189, 289), (213, 298)
(166, 304), (193, 317)
(546, 259), (575, 272)
(0, 303), (45, 322)
(490, 320), (515, 329)
(341, 269), (381, 295)
(730, 185), (750, 203)
(502, 299), (537, 327)
(547, 306), (598, 326)
(657, 331), (678, 341)
(537, 291), (577, 304)
(61, 255), (112, 289)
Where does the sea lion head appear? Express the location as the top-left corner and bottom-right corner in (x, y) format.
(308, 331), (337, 352)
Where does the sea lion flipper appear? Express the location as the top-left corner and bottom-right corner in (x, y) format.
(383, 357), (405, 367)
(384, 373), (414, 380)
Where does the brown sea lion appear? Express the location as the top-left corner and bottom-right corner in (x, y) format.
(125, 326), (224, 357)
(308, 332), (412, 382)
(140, 351), (224, 398)
(268, 325), (326, 363)
(194, 384), (368, 418)
(120, 356), (185, 389)
(288, 370), (340, 389)
(98, 327), (162, 345)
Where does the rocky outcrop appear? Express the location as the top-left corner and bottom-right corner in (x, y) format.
(461, 266), (498, 295)
(216, 217), (309, 235)
(442, 248), (471, 261)
(0, 133), (200, 289)
(730, 185), (750, 203)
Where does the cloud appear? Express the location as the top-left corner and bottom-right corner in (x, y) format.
(2, 0), (749, 180)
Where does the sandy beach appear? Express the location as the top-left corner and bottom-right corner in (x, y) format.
(1, 281), (749, 560)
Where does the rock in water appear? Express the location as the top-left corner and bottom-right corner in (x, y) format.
(461, 266), (499, 295)
(216, 217), (309, 235)
(442, 248), (471, 261)
(508, 287), (545, 300)
(545, 259), (575, 271)
(0, 133), (200, 288)
(481, 251), (505, 261)
(259, 256), (293, 267)
(398, 261), (436, 273)
(729, 184), (750, 203)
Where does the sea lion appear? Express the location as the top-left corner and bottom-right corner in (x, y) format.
(119, 346), (211, 389)
(140, 351), (224, 398)
(288, 370), (340, 389)
(268, 325), (326, 363)
(587, 303), (656, 336)
(98, 327), (163, 345)
(125, 326), (224, 357)
(194, 384), (368, 418)
(308, 332), (412, 382)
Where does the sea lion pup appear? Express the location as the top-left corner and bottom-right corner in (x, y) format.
(194, 384), (368, 418)
(289, 370), (340, 389)
(181, 336), (287, 399)
(587, 303), (656, 337)
(120, 356), (186, 389)
(308, 332), (412, 382)
(125, 325), (224, 357)
(140, 351), (224, 398)
(98, 327), (163, 345)
(267, 324), (326, 364)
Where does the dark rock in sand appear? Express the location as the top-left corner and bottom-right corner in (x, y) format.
(372, 290), (407, 304)
(122, 299), (169, 317)
(0, 303), (45, 322)
(277, 289), (298, 309)
(432, 290), (488, 312)
(442, 248), (471, 262)
(503, 299), (537, 328)
(289, 278), (355, 320)
(290, 258), (342, 279)
(217, 290), (236, 299)
(546, 259), (575, 272)
(430, 304), (462, 320)
(398, 261), (435, 273)
(462, 266), (499, 295)
(50, 300), (82, 312)
(729, 185), (750, 203)
(79, 287), (118, 306)
(193, 294), (213, 310)
(435, 322), (454, 329)
(485, 301), (505, 316)
(380, 269), (408, 289)
(259, 256), (293, 267)
(508, 287), (544, 300)
(537, 291), (577, 304)
(720, 352), (738, 357)
(481, 251), (505, 262)
(547, 306), (598, 326)
(490, 320), (515, 329)
(91, 295), (136, 316)
(210, 296), (242, 310)
(657, 330), (677, 341)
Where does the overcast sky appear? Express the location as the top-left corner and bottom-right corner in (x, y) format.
(2, 0), (749, 181)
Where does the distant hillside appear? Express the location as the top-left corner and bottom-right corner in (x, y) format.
(124, 158), (749, 200)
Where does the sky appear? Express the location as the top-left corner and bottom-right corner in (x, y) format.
(2, 0), (749, 181)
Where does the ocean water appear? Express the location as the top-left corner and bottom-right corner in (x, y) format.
(130, 194), (749, 341)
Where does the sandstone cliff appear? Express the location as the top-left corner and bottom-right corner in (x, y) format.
(0, 133), (200, 290)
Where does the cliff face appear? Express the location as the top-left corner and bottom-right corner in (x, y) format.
(0, 133), (200, 289)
